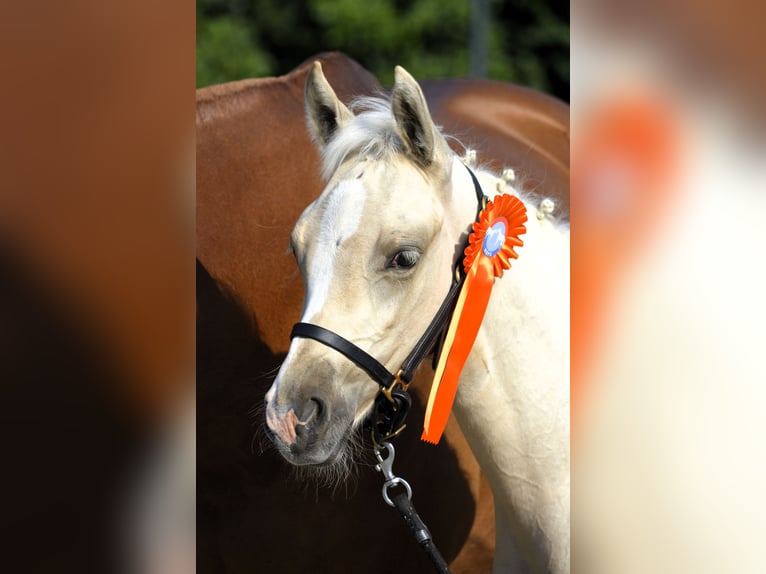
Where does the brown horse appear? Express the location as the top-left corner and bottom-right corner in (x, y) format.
(197, 52), (568, 573)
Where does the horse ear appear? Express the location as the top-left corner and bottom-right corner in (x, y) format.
(391, 66), (446, 169)
(305, 61), (354, 148)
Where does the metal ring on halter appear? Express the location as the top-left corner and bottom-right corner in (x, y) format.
(371, 425), (407, 448)
(380, 369), (410, 404)
(382, 477), (413, 507)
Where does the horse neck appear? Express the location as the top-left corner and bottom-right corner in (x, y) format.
(448, 160), (570, 572)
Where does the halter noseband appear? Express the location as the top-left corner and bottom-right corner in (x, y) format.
(290, 166), (487, 442)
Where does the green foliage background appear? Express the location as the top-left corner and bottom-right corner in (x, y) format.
(197, 0), (568, 101)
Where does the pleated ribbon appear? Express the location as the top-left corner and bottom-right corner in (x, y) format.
(422, 194), (527, 444)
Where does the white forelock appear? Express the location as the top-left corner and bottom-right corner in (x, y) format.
(319, 96), (403, 181)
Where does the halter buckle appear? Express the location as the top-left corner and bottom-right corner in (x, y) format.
(371, 423), (407, 447)
(380, 369), (410, 404)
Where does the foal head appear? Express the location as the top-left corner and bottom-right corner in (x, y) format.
(265, 63), (471, 470)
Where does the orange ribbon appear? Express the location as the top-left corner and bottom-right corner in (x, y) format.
(422, 194), (527, 444)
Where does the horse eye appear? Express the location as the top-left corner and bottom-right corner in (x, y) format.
(387, 250), (420, 270)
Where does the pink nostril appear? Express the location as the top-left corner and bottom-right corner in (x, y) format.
(266, 399), (325, 448)
(266, 407), (301, 446)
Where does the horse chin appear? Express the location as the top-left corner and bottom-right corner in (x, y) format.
(272, 420), (361, 485)
(293, 431), (363, 489)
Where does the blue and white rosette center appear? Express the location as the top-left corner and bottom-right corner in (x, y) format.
(482, 221), (506, 257)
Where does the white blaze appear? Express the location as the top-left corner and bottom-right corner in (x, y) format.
(301, 178), (367, 323)
(266, 178), (368, 406)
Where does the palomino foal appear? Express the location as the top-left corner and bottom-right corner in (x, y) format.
(265, 62), (569, 573)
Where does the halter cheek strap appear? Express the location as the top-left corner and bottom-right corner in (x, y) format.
(290, 165), (486, 439)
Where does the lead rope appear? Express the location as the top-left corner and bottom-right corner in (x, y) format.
(373, 441), (451, 574)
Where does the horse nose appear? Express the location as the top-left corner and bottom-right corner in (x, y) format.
(293, 398), (324, 444)
(297, 397), (325, 425)
(265, 396), (327, 450)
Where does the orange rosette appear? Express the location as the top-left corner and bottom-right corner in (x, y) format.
(422, 193), (527, 444)
(463, 194), (527, 276)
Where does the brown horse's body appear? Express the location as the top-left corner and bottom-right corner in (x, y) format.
(422, 78), (569, 215)
(197, 52), (568, 573)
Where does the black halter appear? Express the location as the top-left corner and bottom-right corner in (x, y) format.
(290, 166), (487, 442)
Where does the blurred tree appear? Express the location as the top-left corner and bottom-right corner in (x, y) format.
(197, 15), (274, 85)
(196, 0), (568, 102)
